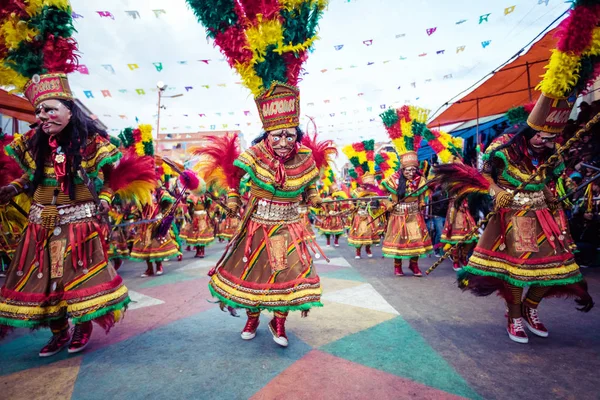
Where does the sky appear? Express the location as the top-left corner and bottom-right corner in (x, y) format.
(68, 0), (567, 146)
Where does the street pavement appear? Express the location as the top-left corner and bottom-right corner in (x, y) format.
(1, 235), (599, 400)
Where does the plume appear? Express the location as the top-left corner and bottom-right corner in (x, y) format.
(301, 131), (338, 172)
(109, 152), (157, 206)
(190, 133), (244, 190)
(432, 163), (490, 205)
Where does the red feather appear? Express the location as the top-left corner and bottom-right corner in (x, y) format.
(191, 132), (244, 190)
(432, 163), (490, 202)
(109, 153), (157, 193)
(179, 170), (200, 191)
(301, 132), (338, 172)
(0, 135), (24, 187)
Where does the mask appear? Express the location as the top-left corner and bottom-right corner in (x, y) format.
(403, 167), (417, 180)
(529, 132), (556, 152)
(267, 128), (297, 158)
(35, 99), (72, 136)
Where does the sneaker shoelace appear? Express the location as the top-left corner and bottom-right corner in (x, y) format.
(71, 326), (85, 344)
(512, 318), (525, 332)
(527, 309), (541, 325)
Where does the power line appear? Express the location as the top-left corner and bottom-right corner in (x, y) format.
(428, 8), (569, 123)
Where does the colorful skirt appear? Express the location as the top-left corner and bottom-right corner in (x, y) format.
(460, 197), (592, 309)
(217, 216), (240, 240)
(129, 224), (180, 262)
(348, 212), (379, 247)
(108, 228), (129, 260)
(0, 219), (129, 334)
(382, 204), (432, 259)
(319, 214), (344, 236)
(441, 201), (478, 245)
(180, 212), (214, 246)
(209, 200), (323, 312)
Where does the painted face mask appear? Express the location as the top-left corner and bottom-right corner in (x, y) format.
(268, 128), (298, 158)
(403, 166), (417, 180)
(35, 99), (72, 136)
(529, 131), (556, 152)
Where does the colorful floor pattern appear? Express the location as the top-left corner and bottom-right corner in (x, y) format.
(2, 236), (599, 399)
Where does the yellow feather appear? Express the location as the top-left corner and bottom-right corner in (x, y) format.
(138, 124), (153, 143)
(115, 181), (156, 207)
(246, 18), (284, 63)
(538, 49), (581, 98)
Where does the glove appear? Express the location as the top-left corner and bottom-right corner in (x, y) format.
(494, 190), (512, 209)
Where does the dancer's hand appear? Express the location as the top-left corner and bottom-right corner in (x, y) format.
(0, 185), (17, 205)
(494, 190), (512, 209)
(98, 199), (110, 214)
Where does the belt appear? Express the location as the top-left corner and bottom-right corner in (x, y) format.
(252, 199), (299, 224)
(29, 201), (97, 228)
(392, 202), (419, 214)
(506, 190), (546, 209)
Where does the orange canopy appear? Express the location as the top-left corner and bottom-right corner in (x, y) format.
(0, 89), (35, 123)
(428, 28), (558, 128)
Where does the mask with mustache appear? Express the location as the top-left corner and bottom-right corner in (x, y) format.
(35, 99), (72, 136)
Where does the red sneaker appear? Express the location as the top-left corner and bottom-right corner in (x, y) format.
(241, 315), (260, 340)
(268, 317), (288, 347)
(452, 261), (462, 272)
(522, 306), (549, 338)
(39, 329), (71, 357)
(113, 258), (123, 271)
(507, 317), (529, 344)
(156, 262), (164, 276)
(186, 245), (191, 251)
(194, 247), (202, 258)
(68, 321), (93, 353)
(141, 265), (154, 277)
(177, 254), (183, 262)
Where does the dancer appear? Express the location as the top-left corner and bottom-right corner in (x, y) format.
(378, 107), (435, 275)
(130, 186), (181, 277)
(436, 106), (594, 344)
(347, 177), (380, 259)
(187, 0), (329, 348)
(319, 187), (347, 247)
(180, 195), (215, 258)
(0, 1), (159, 353)
(439, 6), (596, 344)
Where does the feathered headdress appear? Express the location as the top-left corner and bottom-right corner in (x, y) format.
(375, 149), (399, 180)
(528, 1), (600, 133)
(381, 105), (463, 164)
(342, 139), (375, 184)
(186, 0), (327, 131)
(191, 133), (245, 192)
(423, 129), (464, 164)
(107, 124), (161, 206)
(505, 102), (535, 125)
(0, 0), (78, 105)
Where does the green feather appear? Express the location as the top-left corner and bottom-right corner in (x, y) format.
(255, 44), (288, 89)
(379, 109), (398, 127)
(30, 6), (75, 38)
(185, 0), (238, 37)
